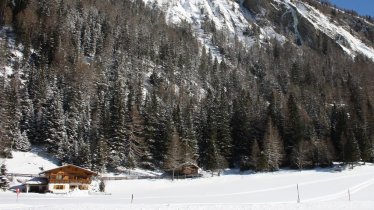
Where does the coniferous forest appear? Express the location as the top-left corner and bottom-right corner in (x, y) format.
(0, 0), (374, 173)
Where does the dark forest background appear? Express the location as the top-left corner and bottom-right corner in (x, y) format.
(0, 0), (374, 173)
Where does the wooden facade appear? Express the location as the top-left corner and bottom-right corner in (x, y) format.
(166, 163), (200, 177)
(39, 164), (97, 193)
(178, 164), (199, 175)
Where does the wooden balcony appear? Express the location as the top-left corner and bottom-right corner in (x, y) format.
(48, 178), (91, 184)
(44, 168), (94, 185)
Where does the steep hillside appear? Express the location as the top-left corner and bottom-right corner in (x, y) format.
(0, 0), (373, 173)
(142, 0), (374, 62)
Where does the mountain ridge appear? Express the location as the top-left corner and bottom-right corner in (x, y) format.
(142, 0), (374, 62)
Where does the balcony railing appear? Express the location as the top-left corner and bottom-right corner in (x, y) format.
(49, 179), (91, 184)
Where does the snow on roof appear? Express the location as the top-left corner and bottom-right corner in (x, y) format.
(179, 162), (199, 168)
(25, 177), (48, 185)
(40, 164), (98, 176)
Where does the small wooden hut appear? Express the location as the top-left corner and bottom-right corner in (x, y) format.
(166, 162), (200, 178)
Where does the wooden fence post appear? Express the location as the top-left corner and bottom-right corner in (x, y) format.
(297, 184), (300, 203)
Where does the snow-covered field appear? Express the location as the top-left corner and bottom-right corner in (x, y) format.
(1, 163), (374, 210)
(2, 150), (374, 210)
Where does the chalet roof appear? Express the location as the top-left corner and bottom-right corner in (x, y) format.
(39, 164), (98, 176)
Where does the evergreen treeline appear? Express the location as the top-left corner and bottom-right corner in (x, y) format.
(0, 0), (373, 173)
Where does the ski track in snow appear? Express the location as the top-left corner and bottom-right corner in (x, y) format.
(101, 170), (374, 203)
(304, 177), (374, 202)
(2, 156), (374, 210)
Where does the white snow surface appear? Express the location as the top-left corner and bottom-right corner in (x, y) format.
(0, 149), (58, 175)
(2, 149), (374, 209)
(274, 0), (374, 62)
(1, 162), (374, 209)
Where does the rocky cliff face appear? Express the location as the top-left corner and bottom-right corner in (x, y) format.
(143, 0), (374, 62)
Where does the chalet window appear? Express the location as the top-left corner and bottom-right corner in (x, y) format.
(79, 185), (88, 190)
(53, 185), (65, 190)
(56, 175), (63, 180)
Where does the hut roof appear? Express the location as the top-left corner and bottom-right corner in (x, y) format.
(166, 162), (200, 171)
(179, 162), (199, 168)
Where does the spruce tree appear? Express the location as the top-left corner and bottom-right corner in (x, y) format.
(181, 103), (199, 164)
(13, 131), (31, 152)
(108, 79), (127, 170)
(231, 95), (250, 167)
(4, 75), (26, 153)
(45, 84), (68, 162)
(313, 138), (333, 167)
(202, 95), (225, 171)
(216, 88), (232, 164)
(262, 118), (284, 171)
(291, 140), (311, 170)
(144, 91), (168, 167)
(286, 94), (304, 158)
(205, 130), (223, 171)
(330, 104), (348, 159)
(164, 125), (183, 171)
(0, 163), (9, 191)
(249, 139), (261, 171)
(344, 131), (361, 168)
(125, 87), (151, 169)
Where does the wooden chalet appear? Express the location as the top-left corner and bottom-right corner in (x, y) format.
(39, 164), (97, 194)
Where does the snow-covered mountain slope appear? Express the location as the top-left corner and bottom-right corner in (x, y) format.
(142, 0), (374, 62)
(0, 26), (23, 78)
(142, 0), (285, 60)
(274, 0), (374, 62)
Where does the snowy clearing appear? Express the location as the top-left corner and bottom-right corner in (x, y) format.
(0, 149), (58, 175)
(1, 164), (374, 210)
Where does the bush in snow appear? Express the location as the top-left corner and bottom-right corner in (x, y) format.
(99, 179), (106, 192)
(0, 164), (9, 191)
